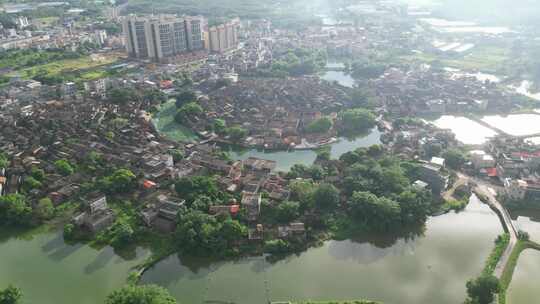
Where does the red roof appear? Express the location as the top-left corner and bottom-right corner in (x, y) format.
(160, 80), (173, 89)
(143, 180), (157, 189)
(486, 167), (498, 177)
(230, 205), (240, 214)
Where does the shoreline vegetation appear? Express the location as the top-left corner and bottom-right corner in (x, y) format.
(498, 240), (540, 304)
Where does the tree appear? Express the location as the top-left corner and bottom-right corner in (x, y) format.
(175, 102), (203, 123)
(35, 198), (55, 220)
(169, 149), (185, 163)
(339, 108), (376, 134)
(99, 169), (137, 194)
(443, 149), (467, 170)
(220, 218), (247, 243)
(175, 90), (197, 108)
(175, 209), (222, 254)
(54, 159), (75, 176)
(313, 183), (340, 210)
(191, 195), (215, 212)
(350, 88), (377, 109)
(264, 239), (291, 254)
(0, 194), (32, 226)
(105, 284), (176, 304)
(213, 119), (227, 135)
(305, 117), (332, 133)
(275, 201), (301, 223)
(349, 191), (401, 231)
(226, 126), (248, 143)
(289, 180), (316, 210)
(0, 285), (22, 304)
(109, 216), (135, 246)
(30, 167), (45, 181)
(0, 151), (8, 168)
(175, 176), (220, 203)
(22, 176), (42, 192)
(465, 275), (500, 304)
(108, 88), (137, 105)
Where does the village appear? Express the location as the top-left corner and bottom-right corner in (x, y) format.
(0, 0), (540, 277)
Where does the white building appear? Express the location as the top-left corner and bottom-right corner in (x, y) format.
(470, 150), (496, 169)
(504, 178), (527, 201)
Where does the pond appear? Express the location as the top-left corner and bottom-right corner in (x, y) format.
(510, 208), (540, 244)
(0, 227), (149, 304)
(507, 250), (540, 304)
(228, 128), (382, 171)
(481, 114), (540, 137)
(321, 71), (356, 88)
(141, 195), (502, 304)
(431, 115), (498, 145)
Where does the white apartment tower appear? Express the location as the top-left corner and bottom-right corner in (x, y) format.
(123, 14), (207, 62)
(208, 18), (240, 53)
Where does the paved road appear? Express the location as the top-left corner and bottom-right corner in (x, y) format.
(472, 181), (518, 278)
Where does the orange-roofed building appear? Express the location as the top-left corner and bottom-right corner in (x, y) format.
(143, 180), (157, 189)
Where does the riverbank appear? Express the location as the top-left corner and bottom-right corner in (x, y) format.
(498, 240), (540, 304)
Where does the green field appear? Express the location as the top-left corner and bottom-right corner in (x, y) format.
(14, 54), (120, 79)
(399, 45), (511, 73)
(152, 101), (198, 142)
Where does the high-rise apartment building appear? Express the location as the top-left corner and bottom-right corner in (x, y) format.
(122, 14), (207, 62)
(208, 18), (240, 53)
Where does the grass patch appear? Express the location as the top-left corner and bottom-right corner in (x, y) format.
(398, 45), (510, 73)
(482, 233), (510, 275)
(293, 301), (381, 304)
(439, 198), (469, 213)
(152, 100), (198, 142)
(498, 240), (540, 304)
(14, 54), (119, 79)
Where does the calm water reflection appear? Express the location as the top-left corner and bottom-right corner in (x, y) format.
(507, 250), (540, 304)
(432, 116), (498, 145)
(142, 196), (501, 304)
(228, 128), (381, 171)
(0, 228), (149, 304)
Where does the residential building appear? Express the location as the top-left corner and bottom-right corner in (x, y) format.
(208, 18), (240, 53)
(122, 14), (207, 62)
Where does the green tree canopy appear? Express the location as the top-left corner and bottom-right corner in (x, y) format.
(175, 176), (220, 203)
(175, 90), (197, 108)
(226, 126), (248, 143)
(305, 117), (333, 134)
(0, 194), (32, 226)
(349, 191), (401, 232)
(108, 88), (137, 105)
(313, 183), (340, 210)
(465, 274), (500, 304)
(443, 149), (467, 170)
(99, 169), (137, 194)
(54, 159), (75, 176)
(105, 284), (176, 304)
(339, 108), (376, 134)
(0, 285), (22, 304)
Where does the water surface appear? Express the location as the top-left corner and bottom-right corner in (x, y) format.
(142, 196), (502, 304)
(481, 114), (540, 137)
(229, 128), (381, 171)
(507, 250), (540, 304)
(0, 228), (149, 304)
(432, 116), (498, 144)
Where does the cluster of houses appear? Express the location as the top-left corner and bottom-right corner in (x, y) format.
(189, 77), (351, 150)
(373, 66), (515, 116)
(482, 136), (540, 202)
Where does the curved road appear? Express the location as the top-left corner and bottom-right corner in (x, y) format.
(470, 178), (518, 278)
